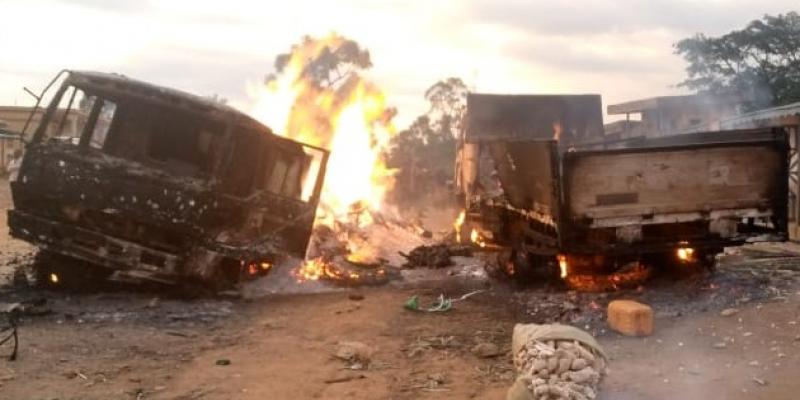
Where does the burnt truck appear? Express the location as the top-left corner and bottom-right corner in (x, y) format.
(8, 70), (328, 287)
(457, 93), (789, 278)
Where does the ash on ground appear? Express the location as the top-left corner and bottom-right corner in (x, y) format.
(508, 243), (800, 337)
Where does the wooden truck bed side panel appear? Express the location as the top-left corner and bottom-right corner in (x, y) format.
(563, 141), (787, 225)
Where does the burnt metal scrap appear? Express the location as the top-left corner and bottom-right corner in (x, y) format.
(400, 244), (473, 268)
(0, 308), (18, 361)
(8, 70), (329, 288)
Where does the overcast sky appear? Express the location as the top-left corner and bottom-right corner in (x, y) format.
(0, 0), (797, 127)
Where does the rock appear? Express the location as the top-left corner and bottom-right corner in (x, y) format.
(348, 293), (365, 301)
(334, 341), (374, 364)
(324, 371), (366, 384)
(607, 300), (653, 336)
(558, 358), (572, 374)
(752, 377), (768, 386)
(712, 342), (727, 349)
(471, 342), (503, 358)
(720, 308), (739, 317)
(571, 358), (589, 370)
(147, 298), (160, 308)
(547, 357), (559, 372)
(215, 359), (231, 366)
(532, 359), (547, 372)
(569, 368), (596, 384)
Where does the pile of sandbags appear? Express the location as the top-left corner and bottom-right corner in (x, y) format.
(507, 324), (608, 400)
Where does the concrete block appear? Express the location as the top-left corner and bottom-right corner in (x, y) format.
(607, 300), (653, 336)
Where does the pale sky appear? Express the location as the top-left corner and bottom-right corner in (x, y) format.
(0, 0), (797, 127)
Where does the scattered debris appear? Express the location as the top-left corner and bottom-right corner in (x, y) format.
(400, 244), (472, 268)
(334, 341), (374, 369)
(720, 308), (739, 317)
(471, 342), (503, 358)
(403, 290), (485, 313)
(752, 377), (768, 386)
(405, 335), (460, 357)
(324, 371), (366, 384)
(348, 293), (365, 301)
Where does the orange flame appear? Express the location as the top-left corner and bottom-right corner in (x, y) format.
(296, 257), (334, 281)
(557, 254), (568, 279)
(454, 210), (465, 243)
(470, 228), (487, 248)
(250, 34), (396, 222)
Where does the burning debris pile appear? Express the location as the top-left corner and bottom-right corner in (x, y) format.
(509, 324), (607, 400)
(249, 34), (414, 285)
(400, 244), (472, 268)
(564, 262), (654, 292)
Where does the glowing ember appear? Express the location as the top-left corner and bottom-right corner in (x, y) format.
(250, 34), (396, 222)
(295, 256), (388, 285)
(296, 257), (334, 281)
(454, 210), (466, 243)
(557, 254), (568, 279)
(565, 263), (653, 292)
(470, 228), (487, 248)
(676, 247), (695, 262)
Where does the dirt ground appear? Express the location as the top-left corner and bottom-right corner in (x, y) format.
(2, 179), (800, 400)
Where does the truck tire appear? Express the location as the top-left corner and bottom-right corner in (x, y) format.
(496, 249), (556, 283)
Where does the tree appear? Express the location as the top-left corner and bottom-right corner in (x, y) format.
(675, 11), (800, 109)
(387, 77), (466, 206)
(424, 77), (468, 138)
(269, 34), (372, 90)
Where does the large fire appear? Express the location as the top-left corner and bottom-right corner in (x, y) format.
(250, 34), (396, 223)
(249, 34), (397, 282)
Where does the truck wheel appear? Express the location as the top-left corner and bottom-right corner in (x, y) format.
(496, 249), (554, 283)
(33, 250), (111, 290)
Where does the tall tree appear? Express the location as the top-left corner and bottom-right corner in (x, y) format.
(424, 77), (468, 138)
(675, 11), (800, 109)
(387, 77), (466, 206)
(269, 34), (372, 90)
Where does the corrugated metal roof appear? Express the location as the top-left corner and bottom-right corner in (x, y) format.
(720, 101), (800, 129)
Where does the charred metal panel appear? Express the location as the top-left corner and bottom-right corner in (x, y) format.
(464, 93), (604, 148)
(486, 140), (558, 223)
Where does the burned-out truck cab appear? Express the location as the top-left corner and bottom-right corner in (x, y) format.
(9, 71), (328, 287)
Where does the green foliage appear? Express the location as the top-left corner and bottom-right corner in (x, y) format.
(269, 34), (372, 89)
(388, 78), (467, 206)
(675, 11), (800, 108)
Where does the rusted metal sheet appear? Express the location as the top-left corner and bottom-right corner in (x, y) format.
(8, 70), (329, 287)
